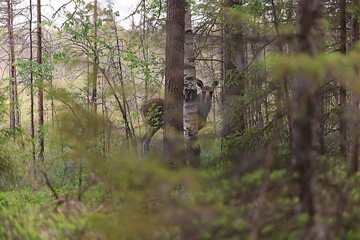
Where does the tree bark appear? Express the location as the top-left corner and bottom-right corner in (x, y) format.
(339, 0), (347, 157)
(163, 0), (185, 169)
(91, 0), (98, 114)
(30, 0), (36, 171)
(292, 0), (323, 233)
(349, 0), (359, 173)
(6, 0), (19, 130)
(142, 0), (149, 99)
(37, 0), (44, 161)
(183, 0), (200, 167)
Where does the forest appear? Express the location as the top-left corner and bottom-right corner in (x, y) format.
(1, 0), (360, 239)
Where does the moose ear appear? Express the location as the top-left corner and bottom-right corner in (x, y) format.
(196, 79), (204, 88)
(212, 80), (219, 88)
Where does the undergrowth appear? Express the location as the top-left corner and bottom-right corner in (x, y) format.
(1, 109), (360, 239)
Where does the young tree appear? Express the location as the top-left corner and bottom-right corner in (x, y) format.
(163, 0), (185, 169)
(37, 0), (44, 161)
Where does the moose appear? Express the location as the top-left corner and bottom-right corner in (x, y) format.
(140, 78), (218, 155)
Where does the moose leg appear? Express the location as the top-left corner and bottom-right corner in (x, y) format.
(141, 127), (160, 155)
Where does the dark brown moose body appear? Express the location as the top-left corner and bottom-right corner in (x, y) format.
(141, 79), (218, 155)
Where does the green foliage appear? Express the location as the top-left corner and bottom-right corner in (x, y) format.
(0, 188), (51, 209)
(144, 0), (167, 23)
(0, 94), (17, 189)
(63, 9), (110, 62)
(16, 56), (54, 86)
(0, 204), (87, 239)
(122, 40), (164, 88)
(270, 45), (360, 90)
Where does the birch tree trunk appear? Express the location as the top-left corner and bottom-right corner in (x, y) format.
(183, 0), (200, 167)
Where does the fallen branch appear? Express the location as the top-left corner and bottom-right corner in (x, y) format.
(41, 170), (61, 201)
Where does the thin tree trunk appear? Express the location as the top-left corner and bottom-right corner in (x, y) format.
(13, 3), (19, 127)
(220, 12), (225, 148)
(142, 0), (149, 99)
(91, 0), (98, 114)
(133, 78), (143, 140)
(29, 0), (37, 188)
(78, 161), (82, 201)
(212, 90), (216, 134)
(101, 76), (106, 156)
(87, 57), (90, 109)
(320, 93), (325, 155)
(163, 0), (185, 169)
(51, 78), (55, 128)
(349, 0), (359, 173)
(6, 0), (14, 130)
(37, 0), (44, 162)
(183, 0), (200, 167)
(339, 0), (347, 157)
(6, 0), (18, 130)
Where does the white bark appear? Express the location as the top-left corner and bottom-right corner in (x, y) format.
(183, 0), (200, 167)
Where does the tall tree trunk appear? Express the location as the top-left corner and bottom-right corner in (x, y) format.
(29, 0), (37, 187)
(91, 0), (98, 114)
(142, 0), (149, 99)
(163, 0), (185, 169)
(13, 1), (19, 129)
(183, 0), (200, 167)
(349, 0), (359, 173)
(339, 0), (347, 157)
(37, 0), (44, 161)
(285, 0), (294, 159)
(101, 76), (106, 156)
(220, 9), (225, 145)
(6, 0), (18, 130)
(221, 0), (246, 159)
(292, 0), (323, 234)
